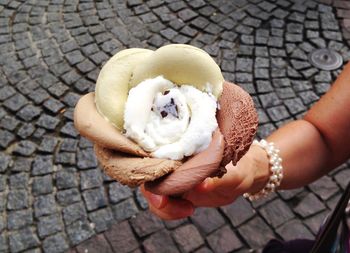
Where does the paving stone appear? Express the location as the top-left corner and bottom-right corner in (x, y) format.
(0, 86), (16, 101)
(17, 123), (35, 139)
(12, 140), (37, 156)
(293, 193), (326, 218)
(82, 187), (107, 211)
(55, 152), (76, 165)
(0, 115), (19, 131)
(160, 28), (177, 40)
(326, 192), (343, 210)
(56, 169), (78, 189)
(130, 210), (164, 237)
(315, 83), (331, 95)
(334, 169), (350, 190)
(309, 176), (339, 200)
(36, 114), (60, 130)
(42, 233), (69, 253)
(7, 209), (33, 230)
(77, 148), (98, 169)
(3, 93), (28, 112)
(0, 233), (8, 252)
(259, 92), (282, 108)
(238, 216), (275, 249)
(28, 88), (49, 104)
(63, 201), (87, 226)
(172, 224), (204, 253)
(276, 219), (314, 240)
(34, 194), (57, 217)
(143, 229), (179, 253)
(194, 247), (214, 253)
(88, 207), (114, 233)
(80, 168), (103, 190)
(60, 122), (78, 137)
(7, 189), (29, 210)
(162, 217), (187, 230)
(220, 197), (255, 227)
(304, 211), (328, 235)
(76, 234), (113, 253)
(299, 91), (320, 105)
(284, 98), (307, 115)
(32, 175), (53, 196)
(207, 225), (243, 253)
(267, 105), (290, 121)
(38, 213), (63, 238)
(0, 174), (6, 191)
(0, 192), (6, 212)
(11, 157), (31, 173)
(48, 82), (69, 97)
(60, 138), (78, 152)
(9, 172), (29, 189)
(32, 155), (54, 176)
(9, 227), (40, 253)
(0, 214), (4, 232)
(57, 188), (81, 206)
(112, 198), (139, 221)
(109, 181), (133, 204)
(104, 220), (139, 253)
(0, 129), (15, 148)
(190, 207), (225, 235)
(67, 219), (95, 246)
(43, 98), (64, 114)
(276, 87), (296, 99)
(16, 104), (42, 122)
(259, 199), (295, 228)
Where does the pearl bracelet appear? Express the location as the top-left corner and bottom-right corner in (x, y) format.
(243, 139), (283, 201)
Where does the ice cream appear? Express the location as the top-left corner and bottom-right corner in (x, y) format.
(74, 44), (258, 195)
(124, 76), (218, 160)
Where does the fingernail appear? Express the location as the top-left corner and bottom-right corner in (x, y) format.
(149, 193), (164, 209)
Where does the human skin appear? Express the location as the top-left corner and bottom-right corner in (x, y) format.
(141, 62), (350, 220)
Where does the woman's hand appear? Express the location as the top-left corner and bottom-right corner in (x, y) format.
(141, 145), (270, 220)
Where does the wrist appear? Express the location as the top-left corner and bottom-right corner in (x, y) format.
(246, 144), (271, 194)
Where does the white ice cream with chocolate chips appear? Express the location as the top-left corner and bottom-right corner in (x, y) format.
(123, 76), (218, 160)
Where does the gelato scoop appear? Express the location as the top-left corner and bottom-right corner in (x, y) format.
(74, 44), (258, 195)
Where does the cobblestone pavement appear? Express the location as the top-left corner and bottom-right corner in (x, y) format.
(0, 0), (350, 252)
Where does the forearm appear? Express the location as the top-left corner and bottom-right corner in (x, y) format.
(250, 62), (350, 191)
(266, 119), (332, 189)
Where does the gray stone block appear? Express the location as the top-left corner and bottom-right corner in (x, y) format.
(38, 213), (64, 238)
(67, 219), (94, 246)
(7, 209), (33, 230)
(34, 194), (57, 217)
(82, 187), (107, 211)
(7, 189), (29, 210)
(9, 227), (40, 253)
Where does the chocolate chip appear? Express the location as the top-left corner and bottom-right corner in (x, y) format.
(160, 111), (168, 118)
(170, 98), (174, 105)
(175, 105), (178, 113)
(163, 90), (170, 95)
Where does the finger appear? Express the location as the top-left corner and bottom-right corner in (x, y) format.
(182, 164), (251, 207)
(141, 185), (194, 220)
(192, 164), (243, 196)
(141, 185), (168, 208)
(148, 197), (194, 220)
